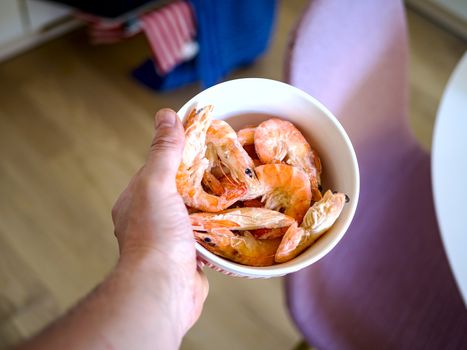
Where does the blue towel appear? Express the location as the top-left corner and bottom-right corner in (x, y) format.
(132, 0), (277, 91)
(133, 58), (198, 92)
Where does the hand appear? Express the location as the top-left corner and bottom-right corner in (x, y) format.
(17, 109), (208, 350)
(111, 108), (209, 338)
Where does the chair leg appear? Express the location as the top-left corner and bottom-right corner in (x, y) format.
(292, 339), (315, 350)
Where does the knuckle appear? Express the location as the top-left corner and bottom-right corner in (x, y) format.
(151, 134), (180, 152)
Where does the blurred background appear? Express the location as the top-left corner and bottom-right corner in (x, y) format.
(0, 1), (466, 349)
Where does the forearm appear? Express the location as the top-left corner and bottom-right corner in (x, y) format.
(18, 255), (183, 350)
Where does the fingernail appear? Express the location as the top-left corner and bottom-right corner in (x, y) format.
(155, 109), (176, 128)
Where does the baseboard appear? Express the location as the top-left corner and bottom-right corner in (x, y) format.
(406, 0), (467, 40)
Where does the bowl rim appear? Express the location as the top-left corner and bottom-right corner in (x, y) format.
(177, 78), (360, 278)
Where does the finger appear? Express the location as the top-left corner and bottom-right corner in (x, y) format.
(145, 109), (185, 185)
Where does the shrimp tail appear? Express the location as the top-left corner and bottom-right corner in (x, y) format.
(274, 223), (306, 263)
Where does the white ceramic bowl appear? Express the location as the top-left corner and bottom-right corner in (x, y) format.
(178, 78), (359, 278)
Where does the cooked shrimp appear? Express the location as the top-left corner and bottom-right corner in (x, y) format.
(250, 228), (287, 240)
(238, 126), (260, 161)
(243, 144), (259, 161)
(176, 106), (246, 212)
(241, 199), (286, 240)
(255, 118), (322, 201)
(210, 164), (231, 178)
(237, 126), (256, 146)
(194, 229), (281, 267)
(201, 143), (224, 195)
(207, 120), (263, 199)
(190, 207), (295, 231)
(202, 172), (224, 196)
(252, 158), (263, 167)
(186, 206), (200, 214)
(242, 198), (264, 208)
(238, 191), (288, 240)
(201, 174), (248, 199)
(275, 190), (346, 263)
(255, 164), (311, 223)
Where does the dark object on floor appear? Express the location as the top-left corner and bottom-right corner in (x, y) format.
(132, 58), (197, 91)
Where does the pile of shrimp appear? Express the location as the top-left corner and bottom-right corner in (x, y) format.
(176, 105), (348, 267)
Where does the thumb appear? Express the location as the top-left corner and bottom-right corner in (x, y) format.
(145, 109), (185, 183)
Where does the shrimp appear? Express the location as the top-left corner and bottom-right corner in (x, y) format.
(210, 164), (231, 178)
(190, 207), (295, 231)
(250, 227), (287, 240)
(275, 190), (346, 263)
(252, 158), (263, 167)
(240, 193), (289, 239)
(242, 198), (264, 208)
(254, 118), (322, 201)
(237, 126), (256, 146)
(202, 173), (249, 199)
(206, 120), (263, 199)
(237, 126), (261, 161)
(243, 144), (259, 161)
(255, 164), (311, 223)
(176, 106), (246, 212)
(201, 143), (224, 195)
(240, 199), (288, 240)
(202, 172), (224, 196)
(201, 143), (241, 196)
(194, 229), (281, 267)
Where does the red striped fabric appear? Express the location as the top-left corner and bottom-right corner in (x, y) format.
(75, 1), (196, 72)
(75, 12), (140, 45)
(141, 0), (196, 74)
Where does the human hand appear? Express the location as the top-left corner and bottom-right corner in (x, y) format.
(111, 108), (209, 339)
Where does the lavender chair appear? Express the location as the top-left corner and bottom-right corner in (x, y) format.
(285, 1), (467, 349)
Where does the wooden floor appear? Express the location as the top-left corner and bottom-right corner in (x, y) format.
(0, 2), (465, 349)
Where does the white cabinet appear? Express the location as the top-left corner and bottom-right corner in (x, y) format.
(26, 0), (71, 31)
(0, 1), (24, 46)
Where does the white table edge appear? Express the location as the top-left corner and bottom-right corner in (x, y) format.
(431, 51), (467, 308)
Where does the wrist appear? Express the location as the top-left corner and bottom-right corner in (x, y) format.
(118, 245), (164, 272)
(115, 251), (185, 344)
